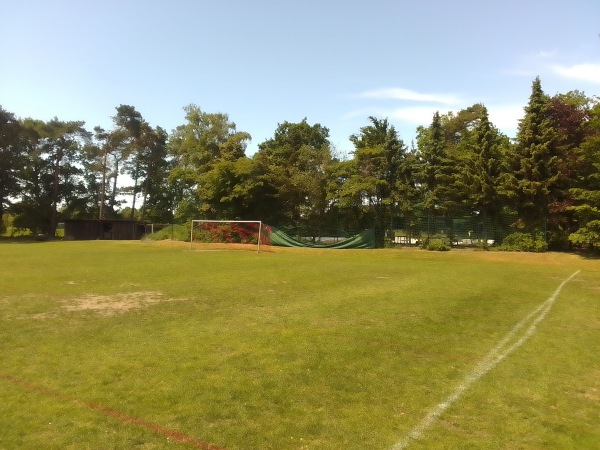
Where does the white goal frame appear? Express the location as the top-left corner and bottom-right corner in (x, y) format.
(190, 220), (266, 252)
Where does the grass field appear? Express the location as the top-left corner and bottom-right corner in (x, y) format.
(0, 240), (599, 449)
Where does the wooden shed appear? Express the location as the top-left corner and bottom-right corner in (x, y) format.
(64, 219), (147, 240)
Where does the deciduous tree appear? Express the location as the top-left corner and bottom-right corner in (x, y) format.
(254, 119), (332, 234)
(545, 91), (596, 247)
(13, 118), (88, 235)
(168, 105), (251, 221)
(0, 107), (24, 232)
(569, 100), (600, 248)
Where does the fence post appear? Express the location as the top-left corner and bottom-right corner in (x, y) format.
(482, 211), (487, 244)
(427, 212), (430, 240)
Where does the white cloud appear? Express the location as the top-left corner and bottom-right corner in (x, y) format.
(536, 49), (558, 59)
(357, 88), (461, 105)
(487, 104), (523, 136)
(346, 83), (526, 140)
(344, 103), (524, 139)
(388, 104), (523, 135)
(387, 106), (451, 125)
(342, 107), (391, 120)
(344, 105), (452, 125)
(388, 104), (524, 137)
(551, 63), (600, 84)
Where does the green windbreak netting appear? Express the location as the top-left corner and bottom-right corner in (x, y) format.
(270, 228), (375, 249)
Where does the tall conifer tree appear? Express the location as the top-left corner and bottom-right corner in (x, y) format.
(349, 116), (408, 245)
(462, 106), (505, 217)
(500, 77), (558, 232)
(415, 111), (456, 215)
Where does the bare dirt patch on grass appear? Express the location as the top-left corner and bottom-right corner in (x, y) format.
(62, 291), (178, 316)
(22, 291), (184, 319)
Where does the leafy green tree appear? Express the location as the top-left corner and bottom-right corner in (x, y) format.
(0, 107), (25, 232)
(434, 104), (501, 214)
(136, 126), (173, 222)
(439, 104), (487, 151)
(458, 106), (508, 227)
(325, 158), (366, 231)
(11, 122), (51, 234)
(254, 119), (332, 234)
(196, 156), (265, 220)
(93, 124), (129, 218)
(414, 111), (459, 215)
(13, 118), (89, 235)
(545, 91), (596, 247)
(113, 105), (145, 218)
(168, 105), (251, 221)
(75, 136), (106, 219)
(111, 105), (171, 221)
(569, 100), (600, 248)
(347, 117), (409, 245)
(499, 77), (559, 235)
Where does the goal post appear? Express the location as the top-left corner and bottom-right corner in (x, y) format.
(189, 220), (271, 252)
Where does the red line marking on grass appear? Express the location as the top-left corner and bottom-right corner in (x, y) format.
(86, 402), (224, 450)
(0, 372), (225, 450)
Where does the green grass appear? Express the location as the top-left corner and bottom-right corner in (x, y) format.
(0, 241), (598, 449)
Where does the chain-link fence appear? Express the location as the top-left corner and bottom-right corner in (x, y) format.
(144, 213), (548, 249)
(391, 213), (541, 247)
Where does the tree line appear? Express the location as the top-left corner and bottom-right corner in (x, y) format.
(1, 77), (599, 249)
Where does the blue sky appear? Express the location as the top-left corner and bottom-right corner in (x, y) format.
(1, 0), (599, 156)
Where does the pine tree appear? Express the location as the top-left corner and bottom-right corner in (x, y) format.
(463, 107), (505, 215)
(415, 111), (457, 216)
(500, 77), (558, 233)
(348, 116), (408, 245)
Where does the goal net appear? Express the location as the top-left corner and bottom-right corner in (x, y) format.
(190, 220), (272, 252)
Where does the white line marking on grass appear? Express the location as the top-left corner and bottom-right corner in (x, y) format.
(391, 270), (580, 450)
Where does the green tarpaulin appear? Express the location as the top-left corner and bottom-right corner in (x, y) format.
(270, 228), (375, 249)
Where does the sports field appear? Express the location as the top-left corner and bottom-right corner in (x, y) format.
(0, 240), (598, 449)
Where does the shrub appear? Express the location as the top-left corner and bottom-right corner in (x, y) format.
(474, 240), (490, 251)
(422, 238), (451, 251)
(498, 232), (548, 252)
(384, 237), (396, 248)
(145, 224), (190, 241)
(568, 220), (600, 250)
